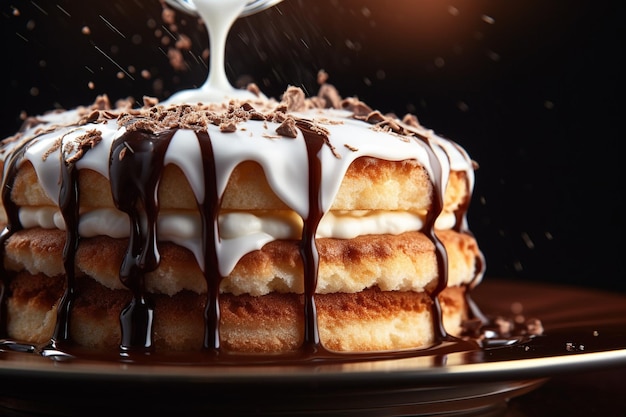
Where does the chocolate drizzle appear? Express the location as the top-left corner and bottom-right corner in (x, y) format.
(50, 145), (81, 348)
(296, 119), (328, 355)
(109, 127), (177, 353)
(0, 141), (28, 338)
(195, 130), (222, 353)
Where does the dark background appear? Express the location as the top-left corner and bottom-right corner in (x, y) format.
(1, 0), (624, 293)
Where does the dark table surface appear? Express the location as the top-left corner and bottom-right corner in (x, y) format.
(472, 279), (626, 417)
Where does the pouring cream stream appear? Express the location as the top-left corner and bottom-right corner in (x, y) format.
(164, 0), (266, 103)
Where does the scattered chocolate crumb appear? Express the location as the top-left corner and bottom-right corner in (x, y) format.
(241, 103), (265, 121)
(317, 69), (329, 85)
(402, 113), (421, 128)
(175, 34), (192, 50)
(167, 48), (187, 71)
(84, 110), (101, 124)
(143, 96), (160, 108)
(525, 318), (544, 335)
(342, 97), (372, 117)
(360, 110), (386, 124)
(276, 117), (298, 138)
(65, 129), (103, 164)
(219, 120), (237, 133)
(317, 83), (342, 109)
(42, 137), (63, 162)
(246, 83), (261, 97)
(280, 86), (307, 112)
(93, 95), (112, 111)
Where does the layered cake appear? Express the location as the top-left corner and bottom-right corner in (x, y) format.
(0, 80), (484, 360)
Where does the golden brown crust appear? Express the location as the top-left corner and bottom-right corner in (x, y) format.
(5, 272), (466, 352)
(9, 157), (466, 212)
(3, 228), (479, 296)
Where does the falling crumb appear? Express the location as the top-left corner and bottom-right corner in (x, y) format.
(88, 82), (95, 90)
(141, 70), (152, 79)
(482, 15), (495, 24)
(176, 34), (192, 50)
(457, 101), (469, 112)
(521, 232), (535, 249)
(448, 6), (459, 16)
(317, 69), (329, 85)
(510, 301), (523, 315)
(486, 49), (501, 62)
(434, 57), (445, 68)
(116, 72), (125, 79)
(566, 342), (575, 352)
(12, 7), (20, 16)
(82, 26), (91, 35)
(168, 48), (186, 71)
(593, 330), (599, 337)
(544, 100), (555, 110)
(29, 87), (40, 97)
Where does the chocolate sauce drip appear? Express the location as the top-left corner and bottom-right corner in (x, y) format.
(0, 143), (28, 338)
(417, 138), (451, 342)
(109, 128), (176, 353)
(195, 131), (223, 353)
(450, 159), (487, 323)
(296, 120), (327, 354)
(51, 147), (81, 348)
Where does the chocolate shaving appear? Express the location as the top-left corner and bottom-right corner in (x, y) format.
(280, 86), (307, 112)
(402, 113), (421, 128)
(317, 69), (329, 85)
(317, 84), (342, 109)
(246, 83), (261, 97)
(143, 96), (160, 108)
(341, 98), (372, 117)
(360, 110), (386, 124)
(65, 129), (103, 164)
(219, 120), (237, 133)
(276, 117), (298, 138)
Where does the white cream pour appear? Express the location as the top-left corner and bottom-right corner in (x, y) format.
(164, 0), (264, 104)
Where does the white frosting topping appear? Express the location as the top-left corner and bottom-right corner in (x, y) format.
(4, 105), (472, 276)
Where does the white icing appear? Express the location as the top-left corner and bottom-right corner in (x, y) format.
(5, 105), (474, 276)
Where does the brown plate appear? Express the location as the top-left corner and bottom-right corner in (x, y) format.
(1, 278), (625, 416)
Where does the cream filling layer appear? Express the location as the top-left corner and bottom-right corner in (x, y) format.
(18, 207), (455, 269)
